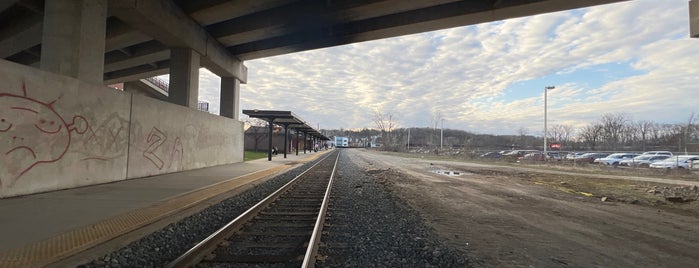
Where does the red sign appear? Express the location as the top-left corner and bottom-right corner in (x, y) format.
(549, 143), (561, 149)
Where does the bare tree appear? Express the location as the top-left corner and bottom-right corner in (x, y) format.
(373, 108), (398, 149)
(517, 127), (529, 147)
(682, 113), (696, 154)
(600, 113), (629, 151)
(578, 123), (604, 150)
(621, 124), (637, 149)
(244, 117), (271, 151)
(636, 120), (655, 151)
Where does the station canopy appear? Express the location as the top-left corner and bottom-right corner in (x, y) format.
(242, 110), (328, 140)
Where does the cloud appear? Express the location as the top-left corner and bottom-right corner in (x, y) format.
(195, 0), (697, 135)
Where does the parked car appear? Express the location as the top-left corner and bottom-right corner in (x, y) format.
(640, 151), (673, 157)
(503, 150), (539, 158)
(479, 152), (502, 159)
(575, 152), (610, 163)
(619, 155), (670, 168)
(649, 155), (699, 169)
(521, 152), (547, 161)
(594, 153), (640, 166)
(547, 152), (564, 161)
(565, 152), (585, 161)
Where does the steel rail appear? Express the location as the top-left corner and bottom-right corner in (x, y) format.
(166, 151), (335, 268)
(301, 151), (340, 268)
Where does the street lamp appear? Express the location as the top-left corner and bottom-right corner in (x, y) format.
(544, 86), (555, 158)
(440, 119), (445, 150)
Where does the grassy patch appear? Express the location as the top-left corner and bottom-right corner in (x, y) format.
(244, 150), (268, 161)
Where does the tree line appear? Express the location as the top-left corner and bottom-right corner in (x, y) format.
(242, 112), (698, 154)
(324, 112), (699, 154)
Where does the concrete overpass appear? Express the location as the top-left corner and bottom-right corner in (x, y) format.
(4, 0), (695, 198)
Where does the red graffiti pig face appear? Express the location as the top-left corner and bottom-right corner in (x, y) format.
(0, 93), (86, 187)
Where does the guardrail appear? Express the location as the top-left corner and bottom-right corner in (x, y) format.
(143, 76), (169, 93)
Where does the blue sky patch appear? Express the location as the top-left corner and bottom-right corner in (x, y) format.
(498, 62), (646, 103)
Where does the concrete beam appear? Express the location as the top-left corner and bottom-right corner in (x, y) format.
(105, 19), (153, 52)
(109, 0), (247, 82)
(189, 0), (296, 25)
(210, 0), (459, 47)
(104, 66), (169, 85)
(104, 50), (170, 72)
(691, 0), (699, 38)
(0, 19), (42, 58)
(229, 0), (627, 60)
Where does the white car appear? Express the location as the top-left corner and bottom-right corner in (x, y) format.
(649, 155), (699, 169)
(594, 153), (640, 166)
(640, 151), (673, 157)
(619, 155), (670, 168)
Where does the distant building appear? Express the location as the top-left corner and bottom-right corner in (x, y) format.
(198, 101), (209, 112)
(335, 136), (349, 147)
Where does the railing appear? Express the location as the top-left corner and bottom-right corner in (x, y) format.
(143, 76), (169, 93)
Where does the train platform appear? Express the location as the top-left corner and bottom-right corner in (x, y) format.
(0, 150), (328, 267)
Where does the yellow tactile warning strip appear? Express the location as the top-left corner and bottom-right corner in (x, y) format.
(0, 154), (328, 268)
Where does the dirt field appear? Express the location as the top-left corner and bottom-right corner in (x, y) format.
(346, 149), (699, 267)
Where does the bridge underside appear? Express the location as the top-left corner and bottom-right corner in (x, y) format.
(1, 0), (635, 197)
(1, 0), (628, 84)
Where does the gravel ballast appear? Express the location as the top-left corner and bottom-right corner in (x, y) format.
(317, 151), (472, 267)
(80, 150), (472, 267)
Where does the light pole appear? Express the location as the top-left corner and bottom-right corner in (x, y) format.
(544, 86), (555, 159)
(440, 119), (445, 150)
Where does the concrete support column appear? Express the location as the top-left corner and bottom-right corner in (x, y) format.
(220, 77), (241, 119)
(40, 0), (107, 84)
(169, 48), (200, 108)
(691, 0), (699, 38)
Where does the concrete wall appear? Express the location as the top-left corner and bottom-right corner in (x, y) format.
(127, 95), (243, 178)
(0, 60), (243, 198)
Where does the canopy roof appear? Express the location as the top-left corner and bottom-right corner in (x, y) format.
(242, 109), (328, 140)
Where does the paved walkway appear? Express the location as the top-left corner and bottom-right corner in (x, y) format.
(0, 151), (327, 267)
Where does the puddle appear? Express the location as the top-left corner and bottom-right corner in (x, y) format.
(431, 170), (469, 176)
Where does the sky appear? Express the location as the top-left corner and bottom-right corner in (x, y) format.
(195, 0), (699, 136)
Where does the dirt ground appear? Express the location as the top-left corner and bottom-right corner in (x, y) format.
(346, 149), (699, 267)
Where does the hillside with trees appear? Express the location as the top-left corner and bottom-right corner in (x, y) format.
(323, 113), (699, 154)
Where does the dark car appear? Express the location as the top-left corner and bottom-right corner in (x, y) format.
(575, 152), (610, 163)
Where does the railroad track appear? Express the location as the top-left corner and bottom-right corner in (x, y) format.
(167, 150), (340, 267)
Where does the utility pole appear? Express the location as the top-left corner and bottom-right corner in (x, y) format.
(544, 86), (555, 158)
(440, 119), (445, 150)
(407, 127), (411, 151)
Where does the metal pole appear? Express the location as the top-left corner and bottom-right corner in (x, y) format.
(295, 130), (299, 155)
(544, 86), (554, 159)
(440, 119), (444, 150)
(267, 119), (274, 161)
(283, 124), (288, 158)
(407, 127), (410, 151)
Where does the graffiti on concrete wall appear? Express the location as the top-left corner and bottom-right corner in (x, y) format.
(0, 82), (127, 188)
(80, 113), (129, 161)
(143, 126), (184, 170)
